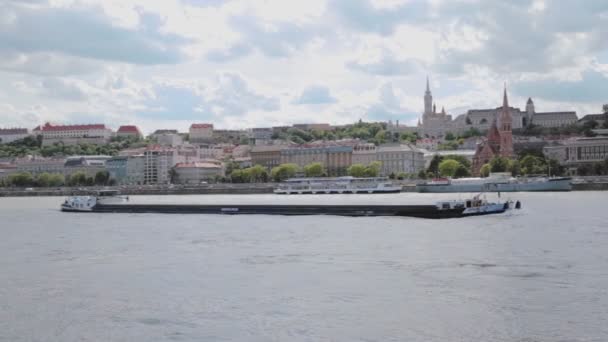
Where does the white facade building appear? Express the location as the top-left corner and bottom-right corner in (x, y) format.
(156, 133), (183, 147)
(0, 128), (29, 144)
(33, 123), (112, 144)
(143, 147), (184, 184)
(352, 143), (377, 165)
(376, 144), (425, 176)
(543, 137), (608, 173)
(189, 123), (214, 143)
(174, 162), (224, 184)
(15, 158), (66, 176)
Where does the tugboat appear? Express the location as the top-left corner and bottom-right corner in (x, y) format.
(61, 190), (128, 212)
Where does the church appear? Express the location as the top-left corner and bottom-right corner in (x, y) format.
(418, 77), (453, 138)
(471, 86), (514, 176)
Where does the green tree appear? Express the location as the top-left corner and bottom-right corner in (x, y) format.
(400, 132), (418, 143)
(271, 163), (299, 182)
(453, 164), (470, 178)
(547, 159), (565, 176)
(246, 165), (268, 182)
(94, 171), (110, 185)
(438, 159), (461, 177)
(68, 172), (88, 186)
(417, 169), (427, 179)
(347, 164), (366, 177)
(230, 169), (245, 183)
(364, 161), (382, 177)
(48, 174), (65, 187)
(304, 162), (325, 177)
(373, 130), (387, 144)
(444, 132), (455, 141)
(396, 172), (408, 180)
(427, 155), (444, 175)
(36, 172), (52, 187)
(8, 172), (34, 187)
(508, 159), (521, 176)
(489, 156), (510, 173)
(520, 155), (546, 175)
(480, 164), (491, 177)
(442, 155), (471, 169)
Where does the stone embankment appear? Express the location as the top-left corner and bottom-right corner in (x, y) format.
(1, 177), (607, 197)
(0, 184), (275, 197)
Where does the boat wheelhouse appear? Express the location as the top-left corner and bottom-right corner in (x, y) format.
(274, 176), (402, 194)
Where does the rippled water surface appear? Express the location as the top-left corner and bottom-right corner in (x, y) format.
(1, 192), (608, 341)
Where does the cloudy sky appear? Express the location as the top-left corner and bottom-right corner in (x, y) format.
(1, 0), (607, 133)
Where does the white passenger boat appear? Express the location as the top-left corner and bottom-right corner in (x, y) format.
(274, 176), (402, 194)
(416, 172), (572, 193)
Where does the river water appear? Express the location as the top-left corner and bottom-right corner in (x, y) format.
(1, 192), (607, 341)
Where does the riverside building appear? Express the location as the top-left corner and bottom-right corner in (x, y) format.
(189, 123), (214, 143)
(543, 137), (608, 174)
(0, 128), (29, 144)
(33, 123), (112, 146)
(116, 125), (143, 140)
(280, 145), (353, 176)
(376, 144), (425, 176)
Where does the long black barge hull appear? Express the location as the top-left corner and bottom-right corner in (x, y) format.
(85, 204), (478, 219)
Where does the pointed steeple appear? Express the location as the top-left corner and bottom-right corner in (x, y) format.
(424, 76), (433, 115)
(503, 82), (509, 108)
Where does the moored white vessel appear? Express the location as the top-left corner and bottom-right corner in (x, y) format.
(274, 176), (402, 194)
(416, 172), (571, 193)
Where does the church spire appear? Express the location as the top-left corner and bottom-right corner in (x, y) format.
(503, 82), (508, 108)
(424, 76), (433, 115)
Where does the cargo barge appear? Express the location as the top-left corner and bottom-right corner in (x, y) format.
(61, 191), (517, 219)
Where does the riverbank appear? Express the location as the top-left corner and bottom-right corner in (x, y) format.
(1, 178), (608, 197)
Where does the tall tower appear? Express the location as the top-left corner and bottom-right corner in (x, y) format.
(526, 97), (535, 115)
(424, 76), (433, 115)
(499, 84), (514, 158)
(525, 97), (535, 127)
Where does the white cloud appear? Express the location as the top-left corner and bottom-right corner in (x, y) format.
(0, 0), (607, 132)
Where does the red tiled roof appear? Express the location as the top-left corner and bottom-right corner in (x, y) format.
(190, 123), (213, 129)
(117, 125), (140, 133)
(36, 122), (107, 132)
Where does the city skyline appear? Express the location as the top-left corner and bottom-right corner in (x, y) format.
(1, 0), (607, 133)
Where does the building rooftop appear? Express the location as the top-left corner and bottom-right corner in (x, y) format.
(533, 111), (577, 117)
(152, 129), (178, 135)
(579, 114), (606, 121)
(0, 128), (28, 135)
(34, 123), (107, 132)
(175, 162), (222, 169)
(117, 125), (141, 133)
(251, 145), (285, 153)
(377, 144), (420, 152)
(190, 123), (214, 129)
